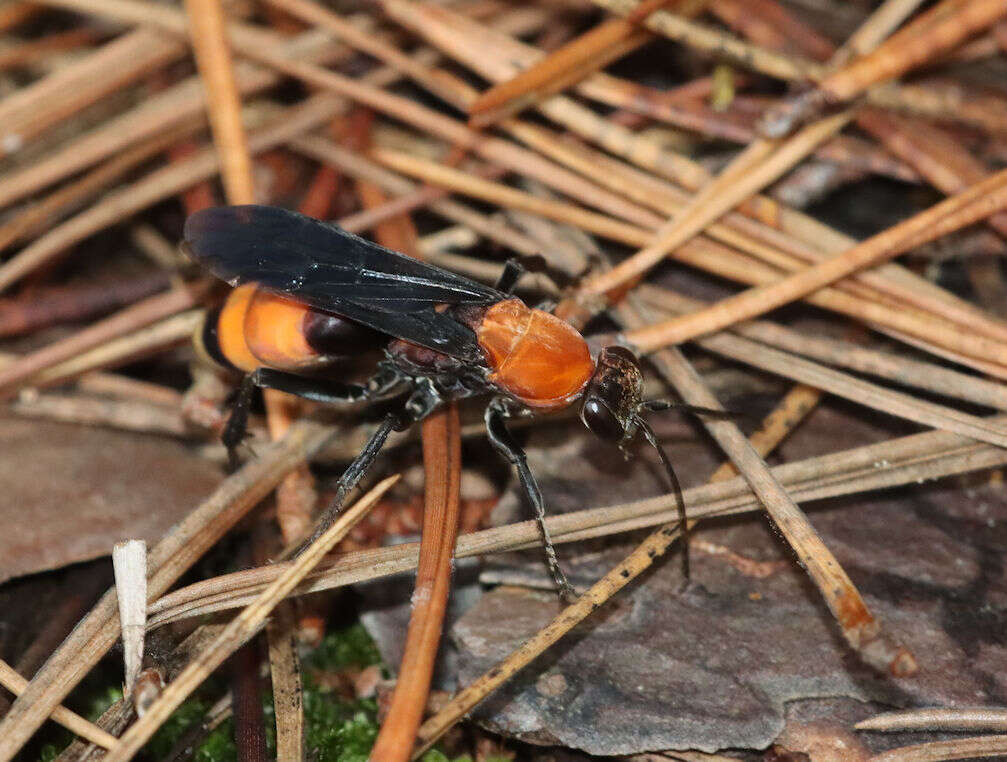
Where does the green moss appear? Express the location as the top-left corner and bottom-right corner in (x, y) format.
(85, 686), (123, 722)
(418, 750), (452, 762)
(304, 623), (383, 672)
(144, 696), (215, 759)
(37, 744), (63, 762)
(194, 719), (237, 762)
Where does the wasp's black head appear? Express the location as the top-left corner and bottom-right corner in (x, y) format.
(580, 346), (644, 444)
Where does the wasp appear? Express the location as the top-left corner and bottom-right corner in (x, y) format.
(184, 205), (705, 597)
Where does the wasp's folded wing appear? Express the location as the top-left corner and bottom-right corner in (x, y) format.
(184, 205), (505, 360)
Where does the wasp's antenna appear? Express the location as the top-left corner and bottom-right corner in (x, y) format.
(635, 414), (690, 582)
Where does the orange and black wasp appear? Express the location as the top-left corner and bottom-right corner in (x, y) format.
(184, 205), (714, 596)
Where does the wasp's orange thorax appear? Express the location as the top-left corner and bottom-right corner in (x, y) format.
(476, 298), (593, 410)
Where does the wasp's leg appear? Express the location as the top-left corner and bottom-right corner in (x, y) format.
(288, 376), (435, 556)
(485, 399), (576, 602)
(494, 259), (525, 294)
(402, 376), (445, 422)
(288, 410), (406, 557)
(223, 368), (370, 469)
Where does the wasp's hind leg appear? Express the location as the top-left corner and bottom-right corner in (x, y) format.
(485, 399), (576, 602)
(290, 376), (442, 557)
(288, 409), (405, 557)
(222, 368), (370, 470)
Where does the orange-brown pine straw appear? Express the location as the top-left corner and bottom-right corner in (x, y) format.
(624, 167), (1007, 354)
(576, 110), (853, 298)
(371, 407), (463, 761)
(183, 0), (255, 206)
(819, 0), (1007, 104)
(467, 0), (672, 127)
(366, 142), (1007, 377)
(759, 0), (1006, 136)
(575, 0), (912, 313)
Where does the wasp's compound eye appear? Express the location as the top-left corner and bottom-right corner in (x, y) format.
(581, 397), (625, 441)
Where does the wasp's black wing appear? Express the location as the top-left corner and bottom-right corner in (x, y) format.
(184, 205), (507, 361)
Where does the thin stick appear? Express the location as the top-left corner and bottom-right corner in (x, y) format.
(102, 476), (397, 761)
(869, 735), (1007, 762)
(857, 707), (1007, 733)
(0, 661), (117, 749)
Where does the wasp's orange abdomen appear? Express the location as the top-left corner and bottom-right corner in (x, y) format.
(477, 298), (593, 410)
(213, 283), (259, 372)
(209, 283), (319, 372)
(243, 288), (319, 371)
